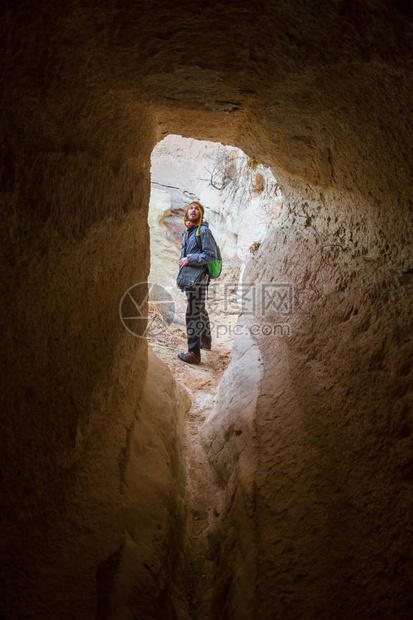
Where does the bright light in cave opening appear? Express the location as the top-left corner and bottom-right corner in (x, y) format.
(145, 134), (283, 376)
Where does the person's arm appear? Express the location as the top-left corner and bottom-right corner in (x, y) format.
(186, 228), (217, 266)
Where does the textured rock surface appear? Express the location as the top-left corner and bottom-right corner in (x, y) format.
(1, 211), (151, 618)
(148, 187), (181, 288)
(204, 192), (413, 618)
(97, 348), (190, 620)
(1, 0), (412, 618)
(201, 332), (262, 619)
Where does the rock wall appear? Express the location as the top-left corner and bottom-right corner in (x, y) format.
(148, 187), (181, 289)
(202, 187), (413, 618)
(1, 0), (413, 618)
(96, 348), (190, 620)
(201, 332), (262, 619)
(1, 7), (161, 616)
(250, 203), (413, 619)
(1, 175), (153, 618)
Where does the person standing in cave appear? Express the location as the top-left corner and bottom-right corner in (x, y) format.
(177, 201), (218, 364)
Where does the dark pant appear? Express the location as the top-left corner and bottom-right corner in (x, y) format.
(185, 283), (211, 357)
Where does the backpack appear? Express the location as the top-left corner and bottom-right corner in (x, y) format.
(195, 230), (222, 279)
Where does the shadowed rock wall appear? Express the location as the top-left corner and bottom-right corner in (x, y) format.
(96, 349), (190, 620)
(1, 5), (158, 617)
(204, 188), (413, 619)
(1, 0), (412, 618)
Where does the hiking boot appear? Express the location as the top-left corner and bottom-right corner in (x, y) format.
(177, 351), (201, 364)
(200, 341), (212, 351)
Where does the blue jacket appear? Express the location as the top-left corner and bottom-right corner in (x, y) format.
(179, 221), (218, 266)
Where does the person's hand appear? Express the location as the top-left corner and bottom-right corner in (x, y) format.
(179, 257), (188, 267)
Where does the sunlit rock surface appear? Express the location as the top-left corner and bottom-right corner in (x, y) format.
(148, 187), (181, 289)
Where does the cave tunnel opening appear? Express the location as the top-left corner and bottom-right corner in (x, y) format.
(141, 133), (286, 615)
(1, 1), (413, 619)
(146, 133), (285, 371)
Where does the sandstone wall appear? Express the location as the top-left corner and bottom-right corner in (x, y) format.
(201, 332), (262, 619)
(96, 348), (190, 620)
(1, 7), (160, 616)
(148, 187), (181, 289)
(1, 1), (412, 618)
(250, 198), (413, 619)
(203, 187), (413, 618)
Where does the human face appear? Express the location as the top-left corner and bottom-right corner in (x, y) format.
(188, 204), (201, 222)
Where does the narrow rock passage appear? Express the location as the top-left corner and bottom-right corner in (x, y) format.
(149, 311), (235, 618)
(182, 380), (224, 618)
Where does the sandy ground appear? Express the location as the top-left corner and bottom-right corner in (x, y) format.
(148, 287), (238, 618)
